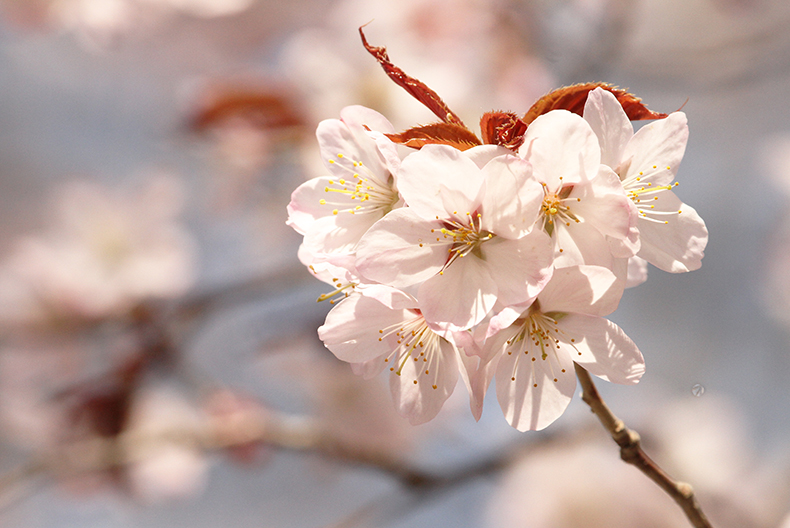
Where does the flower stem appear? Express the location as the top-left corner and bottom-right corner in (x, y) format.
(573, 363), (713, 528)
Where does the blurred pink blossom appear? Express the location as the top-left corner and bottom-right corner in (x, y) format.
(123, 382), (210, 503)
(4, 0), (255, 49)
(0, 175), (197, 326)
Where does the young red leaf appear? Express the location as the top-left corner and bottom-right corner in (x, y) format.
(359, 25), (467, 129)
(386, 122), (482, 151)
(188, 85), (304, 133)
(480, 111), (528, 151)
(523, 83), (668, 125)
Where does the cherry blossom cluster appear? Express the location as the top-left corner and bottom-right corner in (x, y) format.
(287, 87), (707, 431)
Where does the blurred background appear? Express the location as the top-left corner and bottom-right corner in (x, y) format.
(0, 0), (789, 526)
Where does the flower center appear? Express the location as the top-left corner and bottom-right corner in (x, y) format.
(539, 182), (580, 236)
(620, 165), (681, 225)
(321, 152), (399, 217)
(378, 310), (445, 390)
(429, 211), (494, 275)
(503, 303), (573, 388)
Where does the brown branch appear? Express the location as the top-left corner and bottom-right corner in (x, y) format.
(574, 363), (713, 528)
(0, 408), (514, 505)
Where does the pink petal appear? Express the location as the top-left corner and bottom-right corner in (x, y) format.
(301, 213), (376, 257)
(479, 156), (543, 239)
(339, 105), (396, 135)
(396, 144), (483, 221)
(622, 112), (688, 187)
(572, 167), (633, 241)
(456, 349), (496, 422)
(481, 231), (554, 307)
(557, 314), (645, 385)
(625, 256), (649, 288)
(390, 338), (460, 425)
(553, 221), (615, 269)
(286, 177), (335, 235)
(418, 255), (498, 331)
(519, 110), (601, 188)
(318, 294), (409, 364)
(317, 115), (392, 183)
(637, 192), (708, 272)
(351, 355), (390, 380)
(537, 265), (624, 317)
(495, 334), (576, 431)
(464, 144), (511, 168)
(359, 284), (417, 310)
(355, 208), (447, 289)
(583, 87), (633, 169)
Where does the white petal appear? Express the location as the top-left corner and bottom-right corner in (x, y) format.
(572, 167), (634, 241)
(464, 144), (512, 168)
(479, 156), (543, 239)
(286, 177), (334, 235)
(495, 336), (576, 431)
(625, 256), (649, 288)
(537, 265), (624, 317)
(622, 112), (688, 187)
(557, 314), (645, 385)
(318, 294), (409, 364)
(553, 221), (614, 269)
(317, 115), (391, 184)
(418, 255), (498, 331)
(355, 208), (447, 289)
(519, 110), (601, 188)
(301, 213), (375, 257)
(583, 87), (634, 169)
(359, 284), (417, 310)
(481, 230), (554, 307)
(339, 105), (396, 135)
(390, 338), (460, 425)
(456, 349), (496, 422)
(637, 191), (708, 272)
(350, 355), (389, 380)
(396, 144), (483, 221)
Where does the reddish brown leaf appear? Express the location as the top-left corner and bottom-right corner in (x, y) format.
(523, 83), (669, 126)
(386, 122), (482, 151)
(480, 111), (528, 151)
(189, 85), (305, 133)
(359, 25), (467, 129)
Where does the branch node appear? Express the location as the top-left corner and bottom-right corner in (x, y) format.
(676, 482), (695, 499)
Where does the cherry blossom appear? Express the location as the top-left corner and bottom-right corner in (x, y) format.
(583, 87), (708, 273)
(287, 105), (402, 266)
(0, 176), (196, 325)
(124, 383), (210, 503)
(32, 0), (256, 50)
(478, 265), (643, 431)
(517, 110), (638, 269)
(355, 144), (553, 332)
(318, 286), (474, 425)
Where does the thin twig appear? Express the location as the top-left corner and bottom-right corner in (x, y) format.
(0, 408), (515, 509)
(574, 363), (713, 528)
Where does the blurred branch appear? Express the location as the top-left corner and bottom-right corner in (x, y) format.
(0, 406), (514, 510)
(574, 364), (713, 528)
